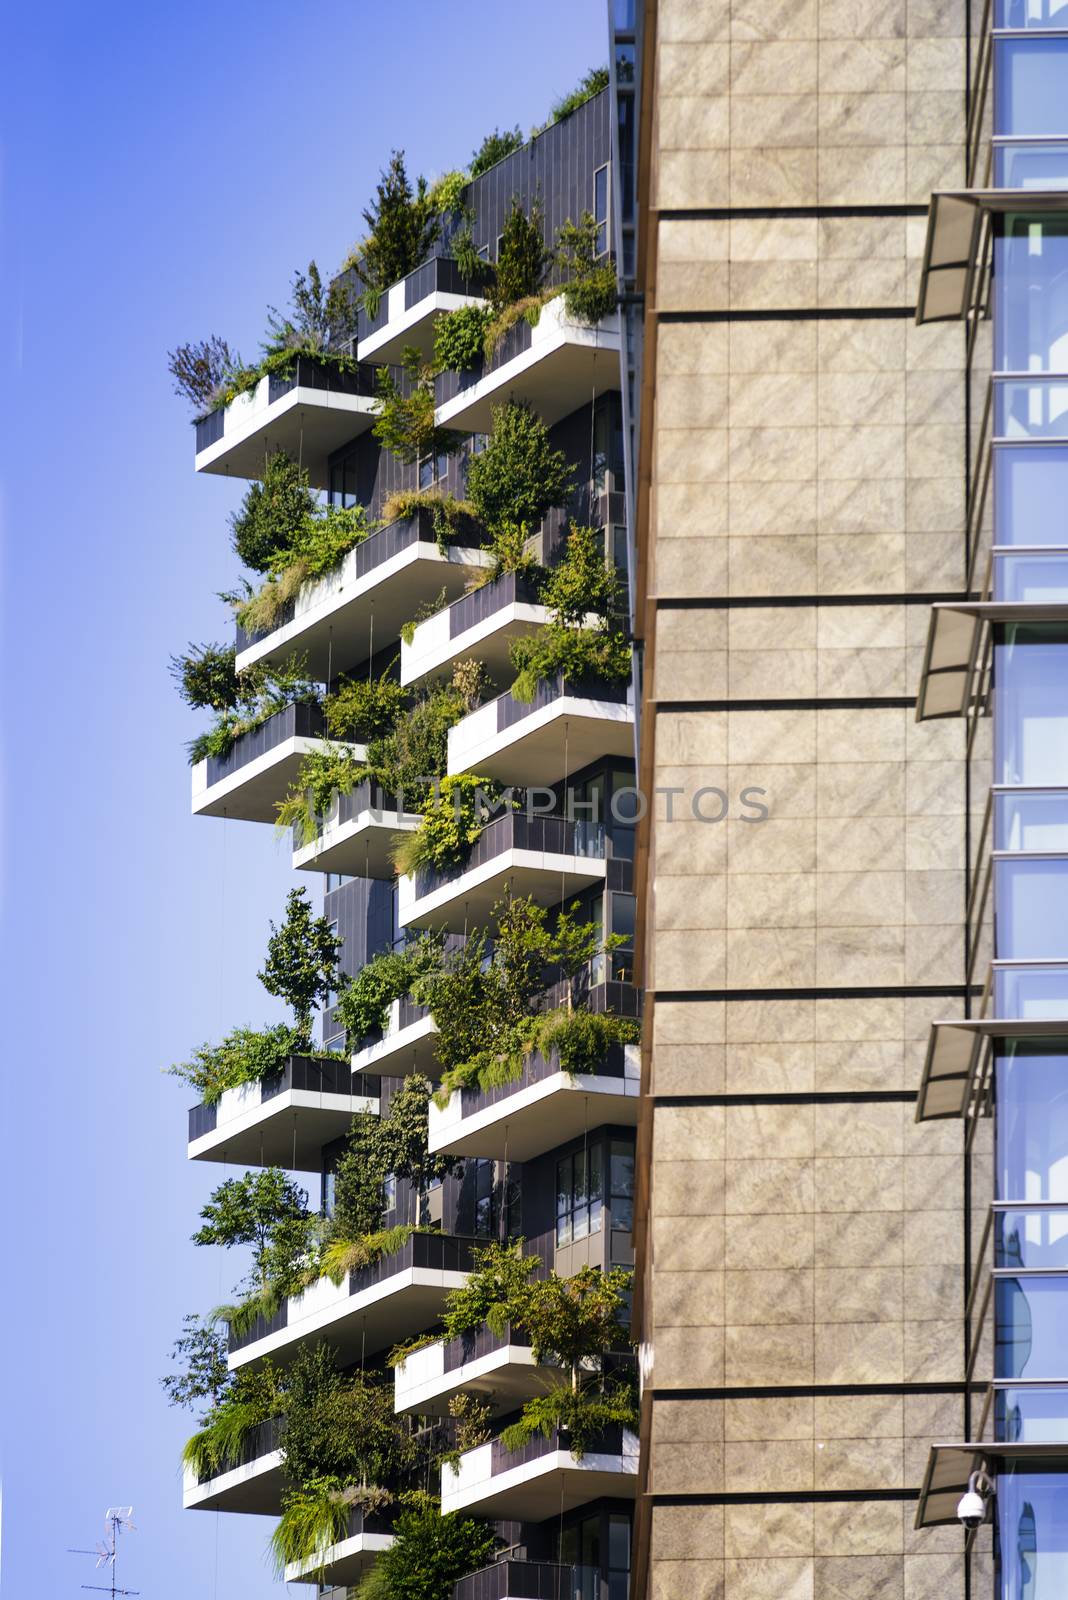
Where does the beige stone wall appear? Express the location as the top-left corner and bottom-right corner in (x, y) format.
(639, 0), (970, 1593)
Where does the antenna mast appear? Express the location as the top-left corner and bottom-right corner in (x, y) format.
(68, 1506), (140, 1598)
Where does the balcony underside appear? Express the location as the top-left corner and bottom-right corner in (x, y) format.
(400, 603), (550, 688)
(448, 697), (635, 786)
(428, 1071), (640, 1162)
(191, 737), (361, 823)
(188, 1086), (378, 1168)
(400, 852), (607, 933)
(284, 1531), (395, 1587)
(436, 324), (621, 434)
(196, 386), (376, 489)
(441, 1447), (637, 1520)
(361, 291), (482, 365)
(292, 806), (419, 878)
(235, 543), (492, 680)
(183, 1452), (285, 1514)
(352, 1012), (440, 1079)
(394, 1343), (550, 1418)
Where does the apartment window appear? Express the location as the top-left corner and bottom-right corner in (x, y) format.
(329, 457), (359, 509)
(594, 164), (610, 256)
(324, 873), (354, 893)
(610, 892), (636, 981)
(610, 1139), (635, 1231)
(418, 449), (450, 491)
(615, 41), (635, 83)
(556, 1143), (603, 1245)
(995, 626), (1068, 785)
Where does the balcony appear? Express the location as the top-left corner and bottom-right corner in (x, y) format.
(401, 571), (549, 687)
(187, 1057), (380, 1168)
(453, 1561), (601, 1600)
(227, 1231), (480, 1370)
(394, 1321), (548, 1418)
(351, 994), (440, 1079)
(190, 702), (362, 823)
(398, 814), (607, 933)
(291, 778), (421, 879)
(194, 356), (380, 488)
(447, 674), (634, 786)
(440, 1423), (638, 1519)
(434, 300), (621, 434)
(283, 1503), (397, 1588)
(428, 1042), (640, 1162)
(234, 509), (492, 680)
(182, 1418), (285, 1513)
(358, 256), (490, 364)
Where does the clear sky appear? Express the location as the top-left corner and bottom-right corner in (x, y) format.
(0, 3), (607, 1593)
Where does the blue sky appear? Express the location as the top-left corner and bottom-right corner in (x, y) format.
(0, 3), (607, 1593)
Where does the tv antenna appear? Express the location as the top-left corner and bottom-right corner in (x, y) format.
(68, 1507), (140, 1597)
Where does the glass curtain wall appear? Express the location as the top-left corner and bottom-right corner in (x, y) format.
(989, 18), (1068, 1594)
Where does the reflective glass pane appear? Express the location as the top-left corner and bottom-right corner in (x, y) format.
(995, 446), (1068, 546)
(590, 1143), (604, 1235)
(995, 792), (1068, 848)
(996, 380), (1068, 440)
(996, 1385), (1068, 1440)
(995, 216), (1068, 371)
(994, 39), (1068, 135)
(995, 963), (1068, 1016)
(996, 1042), (1068, 1199)
(996, 1276), (1068, 1376)
(995, 858), (1068, 957)
(995, 552), (1068, 600)
(998, 1209), (1068, 1266)
(995, 141), (1068, 189)
(997, 1468), (1068, 1599)
(994, 627), (1068, 785)
(996, 0), (1068, 21)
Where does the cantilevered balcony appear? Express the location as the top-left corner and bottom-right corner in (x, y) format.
(194, 356), (380, 487)
(182, 1418), (285, 1513)
(434, 300), (621, 434)
(453, 1560), (601, 1600)
(394, 1321), (550, 1418)
(440, 1423), (638, 1519)
(228, 1231), (480, 1370)
(283, 1503), (397, 1588)
(351, 995), (440, 1080)
(400, 571), (549, 687)
(447, 674), (634, 786)
(290, 778), (420, 879)
(235, 509), (492, 680)
(399, 814), (607, 933)
(187, 1057), (380, 1168)
(190, 703), (363, 823)
(428, 1042), (640, 1162)
(358, 256), (490, 364)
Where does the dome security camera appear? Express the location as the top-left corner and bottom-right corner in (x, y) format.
(957, 1471), (992, 1530)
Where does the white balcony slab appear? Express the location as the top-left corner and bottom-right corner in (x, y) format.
(394, 1335), (551, 1417)
(448, 692), (634, 786)
(427, 1046), (640, 1162)
(440, 1430), (639, 1519)
(398, 844), (607, 933)
(291, 788), (421, 879)
(187, 1075), (379, 1168)
(235, 527), (493, 680)
(400, 594), (551, 687)
(351, 999), (440, 1079)
(284, 1527), (395, 1587)
(191, 737), (364, 823)
(195, 371), (377, 488)
(435, 301), (621, 434)
(359, 274), (486, 365)
(182, 1449), (285, 1514)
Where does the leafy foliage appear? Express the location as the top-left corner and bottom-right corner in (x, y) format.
(230, 451), (317, 574)
(360, 674), (470, 810)
(167, 1021), (311, 1105)
(373, 347), (462, 466)
(465, 402), (574, 534)
(276, 743), (362, 848)
(497, 1375), (638, 1459)
(181, 1362), (280, 1480)
(271, 1482), (351, 1577)
(334, 934), (445, 1050)
(192, 1169), (311, 1292)
(542, 522), (618, 624)
(356, 1493), (498, 1600)
(556, 213), (618, 324)
(183, 652), (317, 766)
(328, 1075), (462, 1239)
(170, 642), (239, 712)
(349, 152), (441, 312)
(509, 624), (632, 703)
(160, 1315), (232, 1417)
(428, 170), (468, 216)
(382, 489), (482, 555)
(469, 126), (524, 178)
(536, 1008), (639, 1074)
(324, 666), (408, 743)
(550, 66), (610, 123)
(433, 305), (492, 372)
(481, 286), (561, 362)
(391, 775), (503, 878)
(167, 335), (240, 414)
(281, 1344), (410, 1488)
(437, 1241), (540, 1343)
(236, 504), (371, 634)
(258, 886), (342, 1042)
(489, 194), (550, 315)
(507, 1263), (632, 1383)
(264, 261), (358, 356)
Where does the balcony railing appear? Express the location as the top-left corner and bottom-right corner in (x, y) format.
(196, 1415), (283, 1483)
(195, 408), (225, 452)
(434, 317), (534, 408)
(227, 1230), (481, 1352)
(195, 355), (381, 456)
(236, 509), (487, 650)
(406, 254), (490, 308)
(496, 671), (629, 734)
(454, 1562), (600, 1600)
(448, 570), (546, 640)
(491, 1423), (626, 1474)
(204, 700), (326, 785)
(456, 1041), (628, 1118)
(188, 1054), (370, 1143)
(442, 1319), (526, 1374)
(412, 813), (606, 901)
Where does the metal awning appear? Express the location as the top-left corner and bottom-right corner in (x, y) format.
(917, 1441), (1068, 1528)
(916, 1017), (1068, 1122)
(917, 189), (1068, 325)
(915, 602), (1068, 721)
